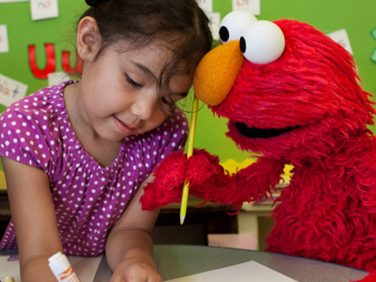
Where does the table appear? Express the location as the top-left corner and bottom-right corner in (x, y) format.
(94, 245), (368, 282)
(0, 191), (238, 246)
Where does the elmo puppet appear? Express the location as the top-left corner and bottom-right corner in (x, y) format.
(141, 11), (376, 279)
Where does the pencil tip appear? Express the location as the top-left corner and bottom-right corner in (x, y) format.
(180, 215), (185, 225)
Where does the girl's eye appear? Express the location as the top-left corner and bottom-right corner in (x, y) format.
(126, 75), (143, 88)
(160, 96), (177, 113)
(161, 96), (173, 106)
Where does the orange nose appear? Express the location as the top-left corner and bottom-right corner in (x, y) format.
(193, 41), (244, 106)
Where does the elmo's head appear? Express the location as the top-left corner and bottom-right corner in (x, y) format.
(194, 12), (374, 161)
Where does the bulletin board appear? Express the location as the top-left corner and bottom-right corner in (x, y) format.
(0, 0), (376, 176)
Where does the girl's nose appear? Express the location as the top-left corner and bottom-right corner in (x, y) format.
(130, 93), (158, 120)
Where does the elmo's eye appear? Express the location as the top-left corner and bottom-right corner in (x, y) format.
(240, 20), (285, 64)
(219, 11), (257, 43)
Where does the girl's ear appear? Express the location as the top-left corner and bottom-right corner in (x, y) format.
(76, 16), (102, 61)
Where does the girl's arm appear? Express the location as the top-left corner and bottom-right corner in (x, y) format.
(106, 175), (162, 282)
(2, 157), (63, 282)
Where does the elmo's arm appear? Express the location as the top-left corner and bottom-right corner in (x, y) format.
(188, 150), (285, 210)
(141, 149), (285, 211)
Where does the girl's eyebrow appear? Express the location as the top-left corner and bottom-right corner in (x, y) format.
(130, 60), (157, 81)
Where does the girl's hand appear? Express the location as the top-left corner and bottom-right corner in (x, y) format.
(110, 258), (162, 282)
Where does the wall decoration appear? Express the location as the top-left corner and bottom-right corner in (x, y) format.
(371, 28), (376, 64)
(0, 25), (9, 53)
(28, 43), (82, 79)
(30, 0), (59, 21)
(0, 74), (28, 107)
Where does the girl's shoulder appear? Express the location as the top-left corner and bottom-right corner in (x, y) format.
(0, 81), (76, 169)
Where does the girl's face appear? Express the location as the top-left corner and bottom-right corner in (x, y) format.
(77, 40), (192, 142)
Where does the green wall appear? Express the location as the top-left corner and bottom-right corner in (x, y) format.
(0, 0), (376, 165)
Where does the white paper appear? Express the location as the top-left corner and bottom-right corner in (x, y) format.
(48, 71), (69, 86)
(30, 0), (59, 21)
(0, 74), (28, 107)
(196, 0), (213, 13)
(327, 29), (353, 54)
(232, 0), (260, 16)
(0, 254), (102, 282)
(207, 12), (221, 41)
(165, 260), (297, 282)
(69, 255), (103, 282)
(0, 25), (9, 53)
(0, 0), (28, 2)
(0, 254), (20, 282)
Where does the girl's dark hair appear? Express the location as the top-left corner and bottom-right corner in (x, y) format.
(80, 0), (212, 106)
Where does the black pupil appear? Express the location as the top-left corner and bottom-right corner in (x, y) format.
(240, 37), (246, 53)
(219, 26), (229, 42)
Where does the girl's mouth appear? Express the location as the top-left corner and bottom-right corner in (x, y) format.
(112, 115), (135, 135)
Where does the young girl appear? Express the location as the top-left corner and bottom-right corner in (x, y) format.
(0, 0), (212, 281)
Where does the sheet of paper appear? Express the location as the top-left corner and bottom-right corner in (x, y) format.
(48, 71), (69, 86)
(69, 255), (103, 282)
(0, 254), (20, 282)
(30, 0), (59, 21)
(165, 260), (297, 282)
(0, 25), (9, 53)
(196, 0), (213, 13)
(0, 254), (102, 282)
(327, 29), (353, 54)
(207, 12), (221, 41)
(0, 73), (28, 107)
(232, 0), (260, 16)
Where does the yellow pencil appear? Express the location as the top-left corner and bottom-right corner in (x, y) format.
(180, 95), (199, 225)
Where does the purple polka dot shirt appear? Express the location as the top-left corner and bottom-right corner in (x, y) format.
(0, 81), (188, 256)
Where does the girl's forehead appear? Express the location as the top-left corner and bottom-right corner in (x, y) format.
(115, 39), (191, 78)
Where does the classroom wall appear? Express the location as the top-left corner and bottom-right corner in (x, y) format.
(0, 0), (375, 176)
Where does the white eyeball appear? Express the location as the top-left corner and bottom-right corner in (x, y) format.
(219, 11), (258, 43)
(240, 20), (285, 64)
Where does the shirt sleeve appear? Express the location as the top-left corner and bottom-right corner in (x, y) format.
(0, 106), (53, 172)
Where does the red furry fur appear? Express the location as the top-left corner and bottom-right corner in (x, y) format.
(141, 19), (376, 280)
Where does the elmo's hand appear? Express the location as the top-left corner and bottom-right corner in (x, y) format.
(140, 151), (187, 210)
(186, 149), (225, 194)
(140, 149), (226, 210)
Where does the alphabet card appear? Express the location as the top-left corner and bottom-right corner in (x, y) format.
(196, 0), (213, 13)
(47, 71), (69, 86)
(0, 74), (28, 107)
(207, 12), (221, 40)
(232, 0), (260, 15)
(0, 25), (9, 53)
(30, 0), (59, 21)
(327, 29), (353, 55)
